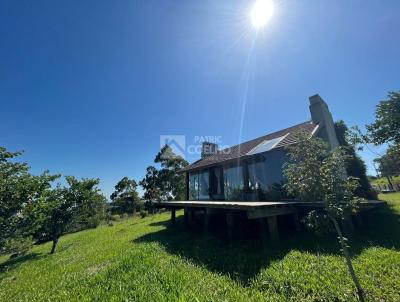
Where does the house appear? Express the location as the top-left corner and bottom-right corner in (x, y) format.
(156, 94), (383, 239)
(181, 94), (339, 202)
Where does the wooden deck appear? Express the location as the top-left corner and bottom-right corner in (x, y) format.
(155, 200), (300, 210)
(155, 199), (385, 212)
(154, 200), (386, 240)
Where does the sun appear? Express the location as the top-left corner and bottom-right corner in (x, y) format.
(250, 0), (274, 29)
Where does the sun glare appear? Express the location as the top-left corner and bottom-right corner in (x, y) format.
(250, 0), (274, 29)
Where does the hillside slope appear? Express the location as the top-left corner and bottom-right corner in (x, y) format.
(1, 194), (400, 301)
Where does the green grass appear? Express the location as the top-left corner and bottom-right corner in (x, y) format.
(1, 194), (400, 301)
(370, 175), (400, 186)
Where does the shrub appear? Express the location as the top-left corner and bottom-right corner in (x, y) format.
(2, 236), (33, 257)
(140, 210), (148, 218)
(110, 215), (120, 221)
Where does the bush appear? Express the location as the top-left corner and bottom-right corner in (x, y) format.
(2, 236), (33, 257)
(135, 202), (145, 213)
(140, 210), (148, 218)
(110, 215), (120, 221)
(120, 213), (129, 219)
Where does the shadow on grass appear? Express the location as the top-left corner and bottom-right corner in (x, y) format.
(351, 202), (400, 251)
(134, 203), (400, 284)
(0, 253), (44, 275)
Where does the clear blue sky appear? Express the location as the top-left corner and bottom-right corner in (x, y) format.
(1, 0), (399, 198)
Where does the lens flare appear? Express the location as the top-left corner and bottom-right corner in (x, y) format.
(250, 0), (274, 29)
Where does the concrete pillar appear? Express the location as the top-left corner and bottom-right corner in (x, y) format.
(267, 216), (279, 241)
(226, 211), (234, 239)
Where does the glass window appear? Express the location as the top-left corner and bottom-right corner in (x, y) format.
(223, 165), (244, 200)
(198, 170), (210, 200)
(210, 167), (224, 199)
(247, 151), (287, 200)
(189, 172), (199, 200)
(189, 170), (210, 200)
(247, 135), (286, 156)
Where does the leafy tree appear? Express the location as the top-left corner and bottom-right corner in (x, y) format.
(110, 177), (140, 215)
(0, 147), (30, 252)
(155, 145), (188, 201)
(31, 186), (73, 254)
(374, 144), (400, 189)
(283, 132), (365, 302)
(334, 120), (377, 199)
(366, 91), (400, 145)
(31, 176), (106, 254)
(63, 176), (106, 231)
(0, 147), (59, 254)
(140, 166), (162, 213)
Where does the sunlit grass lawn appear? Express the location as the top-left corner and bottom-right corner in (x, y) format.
(1, 193), (399, 301)
(370, 175), (400, 186)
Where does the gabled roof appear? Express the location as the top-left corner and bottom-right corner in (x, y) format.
(182, 121), (319, 172)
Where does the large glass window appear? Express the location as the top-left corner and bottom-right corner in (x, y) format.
(210, 167), (224, 200)
(189, 170), (210, 200)
(189, 172), (199, 200)
(198, 170), (210, 200)
(223, 165), (244, 200)
(247, 151), (286, 200)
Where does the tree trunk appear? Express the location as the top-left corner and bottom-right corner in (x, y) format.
(330, 215), (365, 302)
(50, 237), (58, 254)
(386, 176), (394, 190)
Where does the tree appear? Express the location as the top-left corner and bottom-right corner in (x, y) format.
(374, 144), (400, 189)
(366, 91), (400, 145)
(0, 146), (59, 254)
(283, 132), (365, 302)
(63, 176), (106, 231)
(334, 120), (377, 199)
(154, 145), (188, 201)
(140, 166), (162, 213)
(0, 147), (30, 252)
(31, 186), (74, 254)
(31, 176), (106, 254)
(110, 177), (140, 215)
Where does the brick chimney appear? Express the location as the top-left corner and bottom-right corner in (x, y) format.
(309, 94), (339, 149)
(201, 142), (218, 158)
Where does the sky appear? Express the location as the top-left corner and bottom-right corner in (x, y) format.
(1, 0), (399, 198)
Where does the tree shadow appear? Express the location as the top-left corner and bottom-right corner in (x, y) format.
(350, 203), (400, 252)
(0, 253), (43, 275)
(135, 203), (400, 284)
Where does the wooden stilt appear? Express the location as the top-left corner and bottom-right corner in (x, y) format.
(184, 207), (189, 226)
(203, 208), (210, 233)
(187, 208), (194, 227)
(171, 208), (176, 225)
(293, 211), (301, 231)
(343, 214), (354, 236)
(354, 213), (363, 227)
(267, 216), (279, 241)
(258, 218), (268, 239)
(226, 211), (234, 239)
